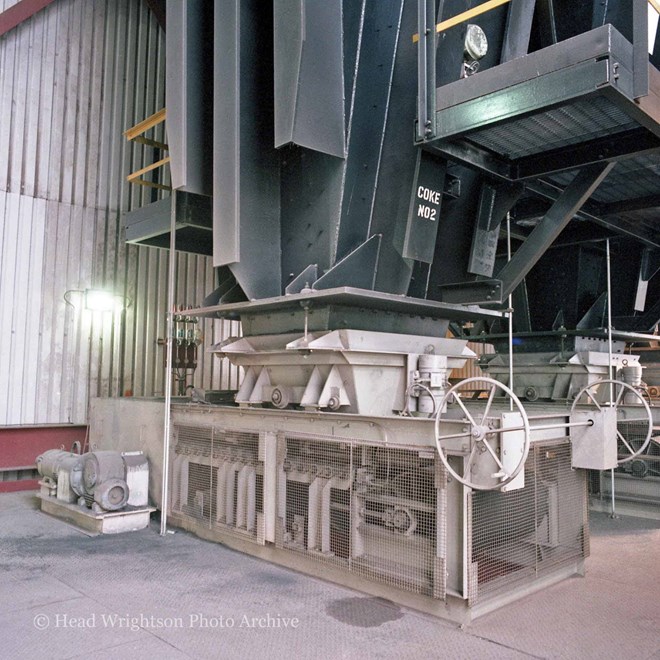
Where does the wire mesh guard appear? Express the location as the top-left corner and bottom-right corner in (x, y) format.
(169, 425), (447, 599)
(278, 437), (446, 599)
(576, 379), (658, 510)
(591, 438), (660, 506)
(469, 441), (588, 604)
(168, 425), (589, 606)
(170, 425), (262, 540)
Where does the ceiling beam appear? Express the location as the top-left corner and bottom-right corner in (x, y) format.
(496, 163), (615, 299)
(601, 194), (660, 214)
(525, 180), (660, 249)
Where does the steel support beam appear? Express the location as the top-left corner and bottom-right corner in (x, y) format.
(0, 425), (87, 493)
(426, 141), (512, 181)
(535, 0), (557, 47)
(416, 0), (436, 140)
(166, 0), (213, 195)
(496, 163), (615, 300)
(468, 182), (524, 276)
(635, 247), (660, 313)
(640, 247), (660, 282)
(274, 0), (345, 157)
(635, 296), (660, 330)
(500, 0), (535, 63)
(602, 194), (660, 215)
(633, 0), (649, 99)
(525, 179), (660, 250)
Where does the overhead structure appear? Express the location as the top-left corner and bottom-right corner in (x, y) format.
(113, 0), (660, 623)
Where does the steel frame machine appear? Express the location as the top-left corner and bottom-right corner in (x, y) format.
(116, 0), (660, 624)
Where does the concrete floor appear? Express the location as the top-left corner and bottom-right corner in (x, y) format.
(0, 492), (658, 660)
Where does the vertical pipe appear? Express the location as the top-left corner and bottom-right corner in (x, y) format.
(160, 191), (177, 536)
(605, 238), (616, 519)
(303, 305), (309, 343)
(606, 239), (614, 398)
(85, 318), (94, 448)
(507, 213), (514, 411)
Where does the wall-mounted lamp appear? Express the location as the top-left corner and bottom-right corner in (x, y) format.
(64, 289), (131, 313)
(84, 289), (125, 312)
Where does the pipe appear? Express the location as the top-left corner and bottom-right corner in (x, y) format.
(160, 192), (178, 536)
(606, 239), (614, 402)
(507, 212), (514, 412)
(606, 238), (617, 519)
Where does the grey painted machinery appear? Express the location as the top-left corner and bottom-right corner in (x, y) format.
(37, 449), (149, 511)
(121, 0), (660, 622)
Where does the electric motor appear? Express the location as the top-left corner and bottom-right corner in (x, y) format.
(36, 449), (148, 513)
(36, 449), (82, 481)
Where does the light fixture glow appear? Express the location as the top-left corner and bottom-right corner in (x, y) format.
(84, 289), (125, 313)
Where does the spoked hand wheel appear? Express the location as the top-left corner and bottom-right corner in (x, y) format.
(433, 377), (531, 491)
(571, 379), (653, 464)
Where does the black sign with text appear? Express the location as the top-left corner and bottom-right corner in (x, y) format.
(403, 151), (446, 264)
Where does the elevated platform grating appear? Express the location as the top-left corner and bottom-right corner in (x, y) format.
(544, 154), (660, 240)
(549, 153), (660, 205)
(425, 25), (660, 187)
(469, 97), (639, 161)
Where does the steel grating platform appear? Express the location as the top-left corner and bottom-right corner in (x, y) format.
(545, 154), (660, 243)
(424, 25), (660, 187)
(549, 153), (660, 205)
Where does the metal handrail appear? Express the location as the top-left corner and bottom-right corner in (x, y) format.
(124, 108), (171, 191)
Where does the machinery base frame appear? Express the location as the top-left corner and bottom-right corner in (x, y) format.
(38, 494), (155, 535)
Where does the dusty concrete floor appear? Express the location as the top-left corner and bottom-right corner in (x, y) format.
(0, 491), (658, 660)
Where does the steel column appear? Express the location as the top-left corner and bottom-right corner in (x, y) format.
(633, 0), (650, 99)
(500, 0), (535, 63)
(496, 163), (615, 299)
(416, 0), (436, 141)
(468, 182), (524, 277)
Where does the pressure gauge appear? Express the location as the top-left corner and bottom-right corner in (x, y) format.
(464, 24), (488, 61)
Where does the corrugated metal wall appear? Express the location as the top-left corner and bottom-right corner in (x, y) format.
(0, 0), (234, 425)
